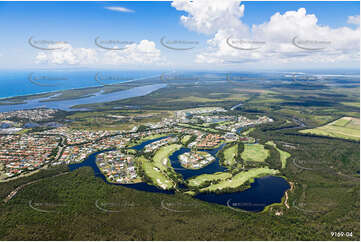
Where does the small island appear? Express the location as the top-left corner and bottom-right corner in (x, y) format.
(178, 151), (215, 169)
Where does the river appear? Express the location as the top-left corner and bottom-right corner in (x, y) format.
(0, 84), (166, 112)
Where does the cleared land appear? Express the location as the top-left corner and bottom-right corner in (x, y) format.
(266, 141), (291, 169)
(300, 117), (360, 141)
(223, 144), (238, 166)
(187, 172), (232, 187)
(200, 167), (279, 192)
(241, 144), (269, 162)
(0, 168), (6, 180)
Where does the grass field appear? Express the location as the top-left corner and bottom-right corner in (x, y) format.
(248, 97), (284, 104)
(200, 167), (279, 192)
(300, 117), (360, 141)
(152, 144), (182, 171)
(177, 123), (220, 133)
(242, 127), (255, 136)
(187, 172), (232, 187)
(16, 128), (31, 135)
(139, 156), (174, 190)
(167, 94), (249, 103)
(127, 133), (169, 147)
(181, 135), (192, 145)
(223, 144), (238, 166)
(341, 102), (360, 108)
(266, 141), (291, 169)
(241, 144), (269, 162)
(309, 115), (335, 125)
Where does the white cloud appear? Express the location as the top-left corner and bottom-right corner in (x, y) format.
(171, 0), (247, 35)
(34, 40), (166, 66)
(35, 43), (98, 65)
(172, 0), (360, 66)
(347, 15), (360, 25)
(104, 6), (134, 13)
(103, 40), (165, 65)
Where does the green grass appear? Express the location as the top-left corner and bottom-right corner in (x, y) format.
(127, 133), (169, 147)
(152, 144), (182, 171)
(167, 94), (250, 103)
(200, 167), (279, 192)
(333, 118), (351, 126)
(242, 127), (255, 136)
(223, 144), (238, 166)
(300, 117), (360, 141)
(139, 156), (174, 190)
(342, 102), (360, 108)
(266, 141), (291, 169)
(310, 115), (335, 125)
(181, 135), (192, 145)
(187, 172), (232, 187)
(177, 123), (220, 133)
(248, 97), (284, 104)
(16, 128), (31, 135)
(241, 144), (269, 162)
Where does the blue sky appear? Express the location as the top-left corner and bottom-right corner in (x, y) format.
(0, 1), (359, 71)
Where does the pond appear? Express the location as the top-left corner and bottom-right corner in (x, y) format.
(194, 176), (290, 212)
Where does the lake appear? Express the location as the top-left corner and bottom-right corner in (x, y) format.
(129, 136), (169, 150)
(195, 176), (290, 212)
(168, 145), (228, 180)
(68, 138), (289, 212)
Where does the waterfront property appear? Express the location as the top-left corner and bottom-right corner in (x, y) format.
(178, 151), (215, 169)
(97, 150), (139, 184)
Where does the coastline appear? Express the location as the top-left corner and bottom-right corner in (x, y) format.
(0, 71), (167, 102)
(0, 81), (133, 102)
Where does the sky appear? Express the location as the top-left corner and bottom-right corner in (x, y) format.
(0, 1), (359, 71)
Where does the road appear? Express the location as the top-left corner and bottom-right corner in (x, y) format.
(3, 172), (69, 203)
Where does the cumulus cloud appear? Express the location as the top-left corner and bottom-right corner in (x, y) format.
(104, 6), (134, 13)
(172, 0), (360, 66)
(347, 15), (360, 25)
(102, 40), (165, 65)
(35, 43), (98, 65)
(171, 0), (247, 35)
(34, 40), (165, 66)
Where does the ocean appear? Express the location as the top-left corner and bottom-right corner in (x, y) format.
(0, 70), (164, 99)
